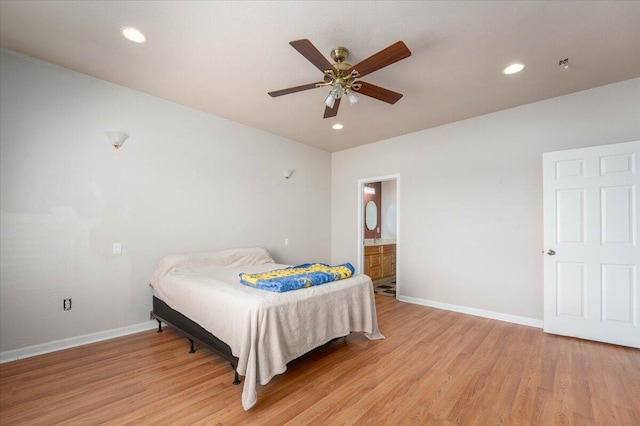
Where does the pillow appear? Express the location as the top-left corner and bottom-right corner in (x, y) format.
(150, 247), (274, 286)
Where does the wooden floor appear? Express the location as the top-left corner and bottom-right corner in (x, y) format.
(1, 295), (639, 425)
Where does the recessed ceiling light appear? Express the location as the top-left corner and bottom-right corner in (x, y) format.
(332, 123), (344, 130)
(503, 63), (524, 75)
(121, 26), (147, 43)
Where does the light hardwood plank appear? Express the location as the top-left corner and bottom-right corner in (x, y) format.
(1, 295), (638, 425)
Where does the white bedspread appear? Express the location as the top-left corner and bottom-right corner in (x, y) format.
(149, 247), (384, 410)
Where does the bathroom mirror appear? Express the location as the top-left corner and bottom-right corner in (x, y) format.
(365, 201), (377, 231)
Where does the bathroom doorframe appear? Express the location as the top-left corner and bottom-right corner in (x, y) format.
(357, 174), (400, 298)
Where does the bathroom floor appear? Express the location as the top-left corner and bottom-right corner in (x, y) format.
(374, 281), (396, 297)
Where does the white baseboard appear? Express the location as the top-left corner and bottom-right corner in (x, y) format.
(1, 299), (542, 364)
(0, 321), (158, 364)
(396, 295), (543, 329)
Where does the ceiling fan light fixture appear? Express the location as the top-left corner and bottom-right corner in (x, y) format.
(346, 90), (359, 106)
(324, 92), (336, 109)
(330, 82), (344, 99)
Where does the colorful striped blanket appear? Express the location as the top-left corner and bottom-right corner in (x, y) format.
(239, 262), (354, 292)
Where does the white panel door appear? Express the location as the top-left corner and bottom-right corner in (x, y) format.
(543, 141), (639, 348)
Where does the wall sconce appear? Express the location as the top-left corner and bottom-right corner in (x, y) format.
(283, 169), (294, 179)
(104, 131), (129, 150)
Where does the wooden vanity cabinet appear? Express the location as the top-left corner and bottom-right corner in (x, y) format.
(364, 245), (382, 280)
(364, 244), (395, 282)
(382, 244), (396, 277)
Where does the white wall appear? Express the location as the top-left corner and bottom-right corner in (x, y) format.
(0, 49), (331, 353)
(332, 78), (640, 321)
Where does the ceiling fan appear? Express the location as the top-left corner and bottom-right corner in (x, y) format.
(268, 39), (411, 119)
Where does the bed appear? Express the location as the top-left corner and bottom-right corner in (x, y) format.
(149, 247), (384, 410)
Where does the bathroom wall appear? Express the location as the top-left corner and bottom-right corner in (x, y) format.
(363, 182), (381, 239)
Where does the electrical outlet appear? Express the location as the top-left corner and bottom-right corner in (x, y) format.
(63, 298), (72, 311)
(149, 310), (154, 320)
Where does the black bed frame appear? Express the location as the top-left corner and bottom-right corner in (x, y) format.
(151, 296), (347, 387)
(151, 296), (241, 385)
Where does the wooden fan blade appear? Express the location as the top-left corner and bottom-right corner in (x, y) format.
(355, 82), (403, 104)
(268, 82), (323, 97)
(323, 97), (341, 119)
(290, 39), (335, 73)
(348, 41), (411, 78)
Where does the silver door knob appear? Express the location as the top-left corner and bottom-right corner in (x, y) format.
(547, 249), (556, 256)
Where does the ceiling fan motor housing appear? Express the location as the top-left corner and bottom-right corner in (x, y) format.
(330, 47), (349, 63)
(327, 47), (357, 91)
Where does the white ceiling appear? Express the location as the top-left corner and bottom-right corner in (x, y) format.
(1, 1), (639, 152)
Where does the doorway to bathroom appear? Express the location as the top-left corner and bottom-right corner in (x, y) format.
(357, 175), (399, 299)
